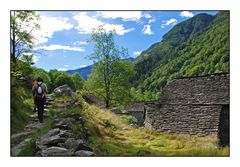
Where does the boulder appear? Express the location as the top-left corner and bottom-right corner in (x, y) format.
(82, 94), (105, 107)
(54, 84), (73, 96)
(110, 107), (122, 115)
(75, 142), (93, 152)
(61, 138), (84, 151)
(41, 146), (72, 156)
(36, 128), (66, 147)
(75, 150), (94, 156)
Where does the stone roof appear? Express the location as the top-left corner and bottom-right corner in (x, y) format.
(125, 102), (145, 112)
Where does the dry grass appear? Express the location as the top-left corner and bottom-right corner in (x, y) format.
(79, 103), (229, 156)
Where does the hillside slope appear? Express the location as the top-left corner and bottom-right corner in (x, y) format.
(134, 11), (229, 92)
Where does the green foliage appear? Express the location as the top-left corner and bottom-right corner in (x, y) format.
(32, 68), (51, 86)
(54, 72), (75, 89)
(130, 87), (160, 101)
(11, 11), (40, 63)
(85, 60), (136, 107)
(71, 73), (85, 91)
(120, 115), (136, 124)
(86, 25), (135, 108)
(134, 12), (230, 92)
(11, 85), (33, 134)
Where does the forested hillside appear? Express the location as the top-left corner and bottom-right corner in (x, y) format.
(134, 11), (229, 92)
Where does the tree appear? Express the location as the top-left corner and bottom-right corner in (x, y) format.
(87, 25), (132, 108)
(71, 73), (85, 91)
(10, 11), (40, 63)
(54, 72), (75, 89)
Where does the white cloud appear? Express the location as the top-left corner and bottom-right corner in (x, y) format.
(143, 13), (152, 19)
(161, 18), (178, 28)
(64, 64), (69, 67)
(180, 11), (194, 18)
(80, 65), (88, 68)
(35, 44), (85, 52)
(133, 51), (141, 57)
(73, 12), (135, 35)
(58, 68), (67, 71)
(96, 11), (145, 21)
(33, 15), (74, 44)
(142, 25), (153, 35)
(73, 41), (87, 45)
(148, 19), (156, 24)
(32, 55), (40, 63)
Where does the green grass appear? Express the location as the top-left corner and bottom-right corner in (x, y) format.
(11, 86), (34, 134)
(78, 102), (229, 156)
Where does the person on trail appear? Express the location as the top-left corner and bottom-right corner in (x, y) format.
(32, 80), (38, 112)
(32, 77), (48, 123)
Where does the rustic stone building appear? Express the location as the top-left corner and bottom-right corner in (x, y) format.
(125, 102), (145, 126)
(144, 73), (230, 146)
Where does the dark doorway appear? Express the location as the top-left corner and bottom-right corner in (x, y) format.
(218, 104), (229, 147)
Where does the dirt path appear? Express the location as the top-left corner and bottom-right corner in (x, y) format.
(10, 94), (94, 157)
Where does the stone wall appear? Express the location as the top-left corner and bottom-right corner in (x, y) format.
(160, 73), (229, 105)
(144, 73), (230, 146)
(145, 104), (222, 136)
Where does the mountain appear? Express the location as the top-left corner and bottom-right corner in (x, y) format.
(67, 65), (92, 80)
(67, 57), (136, 80)
(133, 11), (229, 92)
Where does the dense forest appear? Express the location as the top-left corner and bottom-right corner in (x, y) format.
(133, 11), (229, 92)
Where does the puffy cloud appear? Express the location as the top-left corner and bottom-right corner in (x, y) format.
(33, 15), (74, 44)
(148, 19), (156, 24)
(35, 44), (85, 52)
(161, 18), (178, 28)
(133, 51), (141, 57)
(73, 12), (135, 35)
(97, 11), (149, 21)
(180, 11), (194, 18)
(64, 64), (69, 67)
(32, 55), (40, 63)
(142, 25), (153, 35)
(58, 68), (67, 71)
(72, 41), (87, 45)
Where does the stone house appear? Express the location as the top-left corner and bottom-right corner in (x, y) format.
(144, 73), (229, 146)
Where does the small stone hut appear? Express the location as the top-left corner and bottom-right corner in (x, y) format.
(125, 102), (145, 126)
(144, 73), (229, 146)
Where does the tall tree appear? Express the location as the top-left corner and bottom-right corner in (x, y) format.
(10, 11), (40, 63)
(87, 25), (132, 108)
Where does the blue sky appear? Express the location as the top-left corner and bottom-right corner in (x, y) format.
(32, 11), (218, 71)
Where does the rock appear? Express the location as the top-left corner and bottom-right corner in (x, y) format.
(53, 118), (73, 130)
(41, 146), (72, 156)
(110, 107), (122, 115)
(75, 142), (93, 152)
(54, 84), (73, 96)
(82, 94), (105, 107)
(36, 128), (66, 146)
(11, 131), (33, 146)
(74, 150), (94, 156)
(11, 138), (31, 156)
(121, 127), (128, 131)
(59, 130), (72, 138)
(62, 138), (84, 151)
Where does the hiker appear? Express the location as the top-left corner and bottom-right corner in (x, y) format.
(32, 80), (38, 112)
(32, 77), (48, 123)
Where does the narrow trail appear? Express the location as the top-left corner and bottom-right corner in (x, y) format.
(10, 94), (53, 156)
(11, 94), (94, 157)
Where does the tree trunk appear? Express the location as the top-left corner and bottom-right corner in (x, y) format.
(11, 11), (16, 63)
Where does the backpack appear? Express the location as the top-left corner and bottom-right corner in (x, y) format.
(36, 83), (45, 99)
